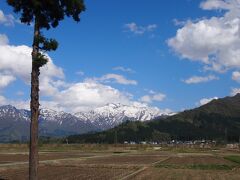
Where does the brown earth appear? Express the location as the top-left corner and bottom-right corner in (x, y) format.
(0, 164), (138, 180)
(76, 155), (167, 165)
(161, 155), (235, 165)
(0, 153), (93, 164)
(129, 167), (240, 180)
(0, 147), (239, 180)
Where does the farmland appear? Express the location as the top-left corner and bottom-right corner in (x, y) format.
(0, 144), (239, 180)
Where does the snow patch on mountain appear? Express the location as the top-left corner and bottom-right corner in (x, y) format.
(74, 103), (171, 129)
(0, 103), (173, 132)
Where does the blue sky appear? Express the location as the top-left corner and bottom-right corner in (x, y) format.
(0, 0), (240, 113)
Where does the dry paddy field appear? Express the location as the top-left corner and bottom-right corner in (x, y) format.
(0, 144), (239, 180)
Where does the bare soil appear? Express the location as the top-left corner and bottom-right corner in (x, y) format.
(0, 152), (93, 164)
(0, 164), (137, 180)
(161, 155), (235, 165)
(130, 167), (240, 180)
(0, 146), (239, 180)
(76, 155), (166, 165)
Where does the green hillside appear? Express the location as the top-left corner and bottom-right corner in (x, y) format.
(68, 94), (240, 143)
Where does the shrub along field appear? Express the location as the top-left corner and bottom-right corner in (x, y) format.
(0, 144), (239, 180)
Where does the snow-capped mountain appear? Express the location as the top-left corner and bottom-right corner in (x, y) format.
(0, 105), (95, 142)
(0, 104), (171, 142)
(0, 105), (29, 121)
(74, 103), (166, 130)
(0, 105), (31, 142)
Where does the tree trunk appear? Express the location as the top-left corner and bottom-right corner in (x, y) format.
(29, 19), (40, 180)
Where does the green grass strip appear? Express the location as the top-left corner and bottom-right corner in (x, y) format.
(224, 155), (240, 164)
(155, 163), (235, 170)
(186, 164), (233, 170)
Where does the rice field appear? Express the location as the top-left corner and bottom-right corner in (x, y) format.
(0, 144), (239, 180)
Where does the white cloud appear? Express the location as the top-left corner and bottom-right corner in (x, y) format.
(0, 74), (16, 88)
(148, 90), (156, 94)
(0, 34), (171, 114)
(173, 19), (189, 26)
(0, 34), (9, 45)
(140, 92), (166, 103)
(76, 71), (85, 76)
(153, 93), (166, 101)
(0, 35), (141, 112)
(86, 73), (137, 85)
(16, 91), (24, 96)
(232, 71), (240, 82)
(0, 95), (29, 109)
(0, 34), (64, 96)
(183, 75), (218, 84)
(140, 95), (152, 103)
(0, 95), (63, 111)
(52, 82), (133, 112)
(200, 0), (234, 11)
(39, 77), (60, 96)
(0, 10), (15, 26)
(0, 92), (172, 115)
(124, 22), (157, 35)
(0, 81), (169, 113)
(168, 0), (240, 72)
(0, 34), (66, 109)
(198, 97), (218, 106)
(0, 95), (6, 105)
(231, 87), (240, 96)
(113, 66), (135, 73)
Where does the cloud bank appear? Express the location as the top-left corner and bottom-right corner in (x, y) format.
(124, 22), (157, 35)
(198, 97), (219, 106)
(183, 75), (218, 84)
(0, 10), (15, 26)
(0, 33), (169, 113)
(168, 0), (240, 72)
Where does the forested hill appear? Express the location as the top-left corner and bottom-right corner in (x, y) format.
(67, 94), (240, 143)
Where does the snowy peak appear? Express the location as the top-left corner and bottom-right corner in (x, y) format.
(0, 105), (29, 121)
(74, 103), (168, 129)
(40, 108), (67, 122)
(0, 103), (172, 141)
(0, 105), (18, 114)
(94, 103), (162, 121)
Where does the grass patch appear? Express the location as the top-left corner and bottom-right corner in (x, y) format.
(113, 151), (127, 154)
(155, 163), (235, 170)
(160, 147), (213, 154)
(186, 164), (233, 170)
(224, 155), (240, 164)
(155, 164), (180, 169)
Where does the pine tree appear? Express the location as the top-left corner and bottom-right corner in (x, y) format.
(7, 1), (85, 179)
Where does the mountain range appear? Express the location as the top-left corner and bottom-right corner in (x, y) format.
(0, 103), (167, 142)
(68, 94), (240, 143)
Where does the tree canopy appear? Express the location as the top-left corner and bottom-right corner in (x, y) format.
(7, 0), (85, 29)
(7, 0), (85, 68)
